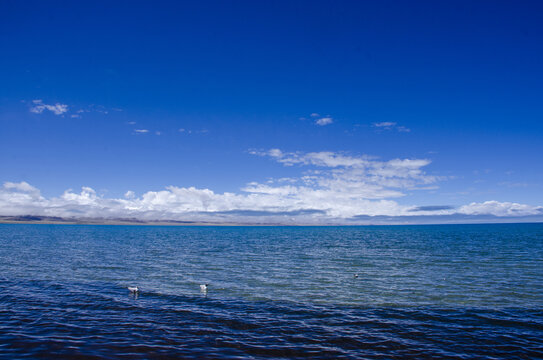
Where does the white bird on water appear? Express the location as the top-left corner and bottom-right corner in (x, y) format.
(127, 286), (139, 293)
(200, 284), (208, 292)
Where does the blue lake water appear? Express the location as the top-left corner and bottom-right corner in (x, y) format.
(0, 223), (542, 358)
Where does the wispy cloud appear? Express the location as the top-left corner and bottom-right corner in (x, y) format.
(28, 100), (121, 118)
(29, 100), (68, 115)
(498, 181), (530, 188)
(127, 122), (162, 136)
(249, 149), (439, 206)
(373, 122), (396, 128)
(373, 122), (410, 132)
(179, 128), (209, 134)
(75, 104), (110, 115)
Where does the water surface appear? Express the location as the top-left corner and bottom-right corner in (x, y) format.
(1, 224), (542, 358)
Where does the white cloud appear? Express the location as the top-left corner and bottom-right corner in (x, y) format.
(248, 150), (440, 209)
(28, 101), (124, 118)
(458, 201), (542, 217)
(0, 177), (540, 223)
(373, 122), (397, 128)
(373, 122), (410, 132)
(315, 117), (333, 126)
(1, 150), (540, 223)
(77, 104), (110, 116)
(301, 112), (333, 126)
(252, 150), (435, 186)
(30, 100), (68, 115)
(3, 181), (40, 194)
(134, 129), (149, 133)
(0, 150), (443, 221)
(0, 182), (46, 216)
(178, 128), (208, 134)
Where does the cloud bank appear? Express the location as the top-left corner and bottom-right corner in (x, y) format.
(1, 150), (541, 224)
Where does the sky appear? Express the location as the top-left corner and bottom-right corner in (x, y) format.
(1, 0), (542, 224)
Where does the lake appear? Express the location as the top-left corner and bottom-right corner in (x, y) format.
(1, 223), (542, 358)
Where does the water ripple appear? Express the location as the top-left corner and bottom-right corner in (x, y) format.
(0, 279), (542, 359)
(0, 224), (542, 358)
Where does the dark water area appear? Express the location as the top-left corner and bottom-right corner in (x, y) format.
(0, 224), (542, 359)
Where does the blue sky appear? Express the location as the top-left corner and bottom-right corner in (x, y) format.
(1, 1), (542, 223)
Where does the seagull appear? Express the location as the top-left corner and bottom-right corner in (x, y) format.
(354, 274), (359, 278)
(200, 284), (208, 292)
(128, 286), (139, 293)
